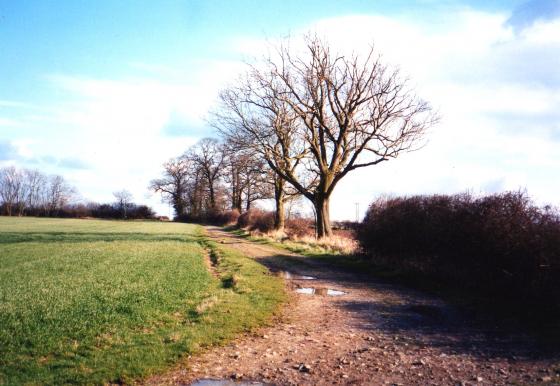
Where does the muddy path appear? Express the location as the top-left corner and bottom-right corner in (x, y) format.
(146, 226), (559, 385)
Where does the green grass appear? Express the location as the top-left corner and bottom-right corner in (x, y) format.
(0, 217), (285, 385)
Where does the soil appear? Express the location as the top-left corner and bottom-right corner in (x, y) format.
(144, 226), (560, 386)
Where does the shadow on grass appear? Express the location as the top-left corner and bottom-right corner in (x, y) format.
(0, 232), (204, 244)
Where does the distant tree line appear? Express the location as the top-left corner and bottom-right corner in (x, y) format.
(151, 35), (436, 237)
(0, 166), (155, 219)
(0, 165), (75, 217)
(150, 138), (292, 226)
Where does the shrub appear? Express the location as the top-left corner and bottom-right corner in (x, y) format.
(250, 210), (275, 232)
(357, 192), (560, 318)
(285, 217), (314, 237)
(236, 209), (275, 233)
(236, 210), (255, 229)
(211, 209), (240, 226)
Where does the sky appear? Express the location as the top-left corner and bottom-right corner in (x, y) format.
(1, 0), (559, 220)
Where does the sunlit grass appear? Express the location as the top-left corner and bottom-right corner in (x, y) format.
(0, 217), (284, 385)
(231, 228), (359, 256)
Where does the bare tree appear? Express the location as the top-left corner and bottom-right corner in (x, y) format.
(188, 138), (226, 210)
(223, 146), (273, 212)
(0, 166), (78, 216)
(225, 151), (244, 212)
(149, 156), (191, 218)
(24, 169), (46, 212)
(0, 166), (22, 216)
(113, 189), (133, 219)
(44, 175), (75, 215)
(214, 35), (437, 237)
(214, 81), (306, 232)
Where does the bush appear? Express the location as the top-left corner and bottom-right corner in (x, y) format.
(285, 217), (314, 237)
(237, 209), (255, 229)
(237, 209), (275, 233)
(251, 210), (275, 232)
(210, 209), (240, 226)
(358, 192), (560, 318)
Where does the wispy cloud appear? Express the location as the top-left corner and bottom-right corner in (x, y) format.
(161, 111), (210, 137)
(0, 140), (18, 161)
(0, 100), (36, 109)
(0, 117), (25, 127)
(31, 156), (91, 170)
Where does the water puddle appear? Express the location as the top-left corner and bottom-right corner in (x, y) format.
(279, 271), (316, 280)
(190, 379), (267, 386)
(295, 287), (347, 296)
(326, 289), (347, 296)
(295, 287), (315, 295)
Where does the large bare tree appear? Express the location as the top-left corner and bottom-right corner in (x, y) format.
(214, 35), (437, 237)
(188, 138), (226, 210)
(149, 156), (191, 218)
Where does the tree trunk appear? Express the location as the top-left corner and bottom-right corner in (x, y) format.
(173, 194), (185, 218)
(314, 195), (332, 238)
(231, 169), (242, 211)
(274, 181), (286, 232)
(245, 185), (251, 211)
(208, 183), (215, 209)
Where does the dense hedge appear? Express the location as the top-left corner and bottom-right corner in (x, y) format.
(2, 202), (156, 220)
(357, 192), (560, 317)
(237, 209), (275, 232)
(236, 209), (316, 236)
(178, 209), (240, 226)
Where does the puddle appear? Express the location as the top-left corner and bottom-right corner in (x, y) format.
(295, 287), (315, 295)
(190, 379), (267, 386)
(326, 289), (347, 296)
(279, 271), (316, 280)
(295, 287), (347, 296)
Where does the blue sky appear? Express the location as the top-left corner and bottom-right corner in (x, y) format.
(1, 0), (559, 218)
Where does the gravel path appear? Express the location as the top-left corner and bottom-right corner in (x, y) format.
(145, 226), (559, 386)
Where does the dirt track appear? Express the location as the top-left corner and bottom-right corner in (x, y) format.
(145, 226), (559, 385)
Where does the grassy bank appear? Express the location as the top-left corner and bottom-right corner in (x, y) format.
(229, 228), (353, 257)
(0, 217), (284, 385)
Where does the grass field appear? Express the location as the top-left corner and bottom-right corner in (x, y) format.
(0, 217), (284, 385)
